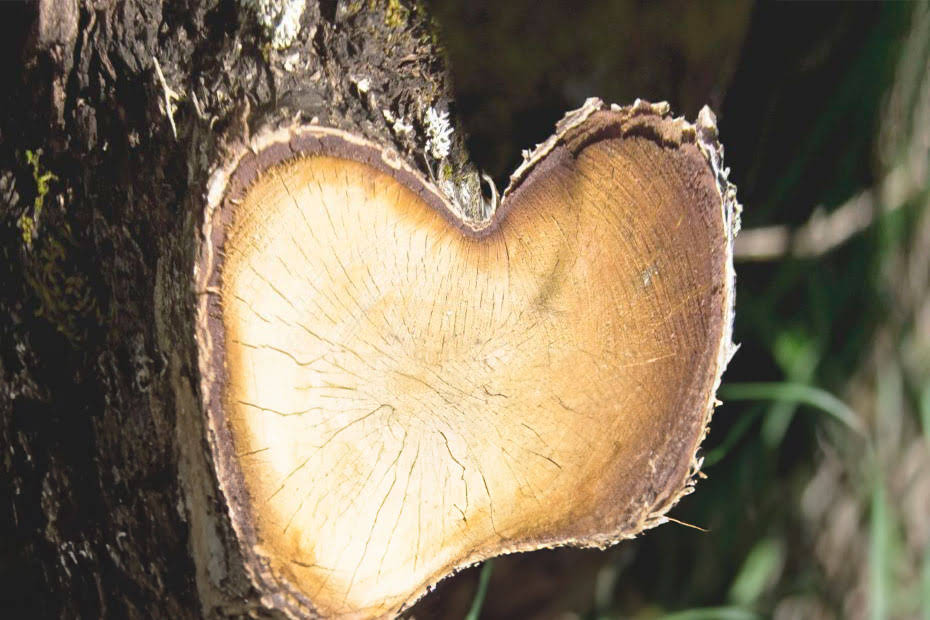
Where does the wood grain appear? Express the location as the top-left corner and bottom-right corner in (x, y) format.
(204, 105), (732, 618)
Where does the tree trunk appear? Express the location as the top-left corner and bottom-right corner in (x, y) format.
(1, 1), (466, 616)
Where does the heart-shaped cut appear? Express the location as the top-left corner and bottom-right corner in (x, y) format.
(196, 100), (737, 618)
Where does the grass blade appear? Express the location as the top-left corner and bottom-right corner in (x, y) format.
(720, 382), (866, 437)
(465, 559), (495, 620)
(922, 540), (930, 620)
(870, 476), (889, 620)
(661, 606), (760, 620)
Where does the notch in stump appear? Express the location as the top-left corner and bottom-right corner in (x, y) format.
(195, 99), (739, 618)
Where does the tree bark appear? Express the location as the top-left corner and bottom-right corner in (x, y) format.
(0, 1), (469, 616)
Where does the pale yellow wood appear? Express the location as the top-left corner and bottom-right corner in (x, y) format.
(220, 134), (723, 617)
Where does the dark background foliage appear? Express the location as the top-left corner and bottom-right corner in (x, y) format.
(410, 1), (930, 618)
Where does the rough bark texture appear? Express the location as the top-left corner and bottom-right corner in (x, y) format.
(0, 1), (470, 616)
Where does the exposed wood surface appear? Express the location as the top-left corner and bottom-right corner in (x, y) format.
(199, 105), (736, 617)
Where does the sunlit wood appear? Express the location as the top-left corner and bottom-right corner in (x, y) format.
(208, 107), (732, 618)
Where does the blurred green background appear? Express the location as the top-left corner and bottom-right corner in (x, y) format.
(408, 1), (930, 619)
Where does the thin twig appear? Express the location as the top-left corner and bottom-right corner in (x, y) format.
(735, 161), (925, 261)
(153, 57), (182, 140)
